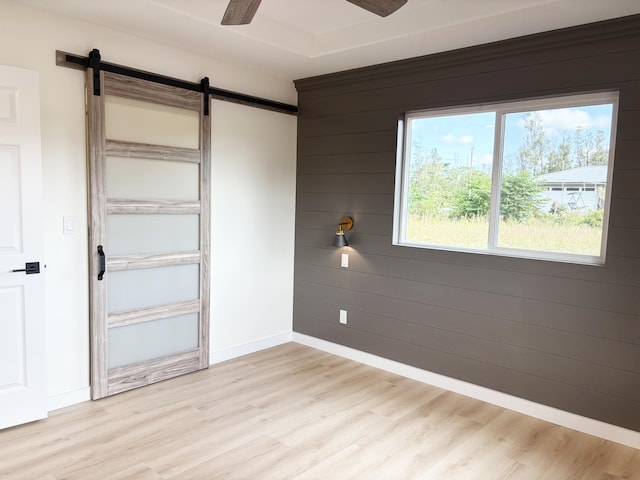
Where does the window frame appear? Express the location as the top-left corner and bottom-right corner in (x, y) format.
(393, 91), (619, 265)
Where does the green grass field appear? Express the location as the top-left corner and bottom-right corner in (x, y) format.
(405, 215), (602, 256)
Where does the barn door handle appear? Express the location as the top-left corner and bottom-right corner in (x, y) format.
(97, 245), (105, 281)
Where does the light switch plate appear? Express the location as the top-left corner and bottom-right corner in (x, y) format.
(63, 216), (76, 235)
(339, 309), (347, 324)
(341, 253), (349, 268)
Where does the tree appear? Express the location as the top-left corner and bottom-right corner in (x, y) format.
(517, 112), (552, 176)
(408, 146), (454, 217)
(451, 171), (491, 219)
(573, 127), (608, 167)
(517, 112), (609, 173)
(547, 131), (572, 173)
(500, 171), (543, 221)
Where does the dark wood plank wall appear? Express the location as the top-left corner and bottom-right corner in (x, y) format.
(293, 15), (640, 431)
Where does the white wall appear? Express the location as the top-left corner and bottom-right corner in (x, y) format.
(0, 1), (297, 407)
(210, 100), (296, 363)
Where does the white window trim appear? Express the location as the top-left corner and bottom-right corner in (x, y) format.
(393, 91), (619, 265)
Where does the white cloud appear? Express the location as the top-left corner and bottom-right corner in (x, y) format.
(441, 133), (474, 144)
(539, 108), (594, 132)
(518, 108), (611, 137)
(593, 114), (612, 129)
(479, 153), (494, 165)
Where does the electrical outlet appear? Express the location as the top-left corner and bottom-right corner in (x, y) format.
(341, 253), (349, 268)
(339, 309), (347, 324)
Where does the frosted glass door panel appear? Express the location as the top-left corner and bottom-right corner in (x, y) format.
(106, 156), (199, 201)
(108, 313), (198, 368)
(105, 96), (199, 149)
(107, 264), (199, 313)
(107, 214), (199, 255)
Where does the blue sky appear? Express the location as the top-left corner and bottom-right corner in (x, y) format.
(409, 103), (614, 173)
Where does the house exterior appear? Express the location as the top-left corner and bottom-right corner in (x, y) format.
(538, 165), (607, 212)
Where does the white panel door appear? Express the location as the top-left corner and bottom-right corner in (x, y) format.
(0, 65), (46, 429)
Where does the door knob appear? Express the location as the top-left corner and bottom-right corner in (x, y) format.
(12, 262), (40, 274)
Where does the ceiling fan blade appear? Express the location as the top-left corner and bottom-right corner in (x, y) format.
(221, 0), (262, 25)
(346, 0), (408, 17)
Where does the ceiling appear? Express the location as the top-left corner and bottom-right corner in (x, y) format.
(14, 0), (640, 80)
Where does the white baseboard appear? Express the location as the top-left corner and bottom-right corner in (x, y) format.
(48, 387), (91, 412)
(293, 333), (640, 449)
(209, 332), (293, 365)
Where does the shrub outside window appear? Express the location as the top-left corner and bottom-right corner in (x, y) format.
(393, 92), (619, 264)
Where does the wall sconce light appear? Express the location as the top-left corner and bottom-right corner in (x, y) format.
(332, 216), (353, 247)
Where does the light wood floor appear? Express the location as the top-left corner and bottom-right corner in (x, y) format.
(1, 343), (638, 480)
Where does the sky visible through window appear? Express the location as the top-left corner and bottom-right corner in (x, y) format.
(409, 104), (613, 174)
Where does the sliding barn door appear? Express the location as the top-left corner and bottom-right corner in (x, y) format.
(87, 70), (210, 399)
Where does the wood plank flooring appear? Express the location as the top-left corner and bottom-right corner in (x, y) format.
(1, 343), (638, 479)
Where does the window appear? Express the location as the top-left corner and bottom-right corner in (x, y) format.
(394, 92), (618, 264)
